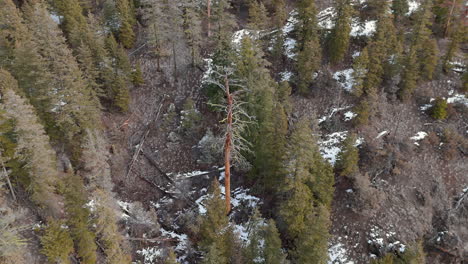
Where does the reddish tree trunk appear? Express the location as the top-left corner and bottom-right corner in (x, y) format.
(207, 0), (211, 37)
(444, 0), (457, 37)
(224, 76), (232, 214)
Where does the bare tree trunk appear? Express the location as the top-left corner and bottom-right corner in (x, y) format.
(207, 0), (211, 37)
(172, 42), (177, 83)
(444, 0), (457, 38)
(224, 75), (232, 214)
(1, 159), (16, 201)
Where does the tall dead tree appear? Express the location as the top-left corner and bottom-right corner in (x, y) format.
(206, 67), (253, 214)
(207, 0), (211, 37)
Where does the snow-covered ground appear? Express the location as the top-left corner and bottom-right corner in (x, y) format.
(333, 69), (355, 92)
(410, 131), (428, 146)
(328, 241), (354, 264)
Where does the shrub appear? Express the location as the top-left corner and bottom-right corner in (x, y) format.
(430, 97), (448, 120)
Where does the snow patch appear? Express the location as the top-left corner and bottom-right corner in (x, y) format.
(49, 13), (63, 24)
(333, 69), (355, 91)
(318, 106), (352, 124)
(344, 111), (357, 121)
(319, 131), (348, 165)
(410, 132), (428, 146)
(447, 93), (468, 106)
(350, 19), (377, 37)
(318, 7), (336, 30)
(376, 131), (388, 139)
(136, 247), (163, 264)
(407, 1), (420, 15)
(279, 71), (293, 82)
(328, 242), (354, 264)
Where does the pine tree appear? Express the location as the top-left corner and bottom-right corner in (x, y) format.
(105, 34), (132, 112)
(278, 119), (334, 240)
(116, 0), (136, 48)
(0, 195), (27, 261)
(92, 189), (131, 263)
(0, 0), (54, 128)
(0, 70), (62, 217)
(165, 249), (179, 264)
(392, 0), (409, 22)
(263, 219), (286, 264)
(132, 62), (145, 85)
(419, 37), (439, 80)
(293, 206), (330, 264)
(197, 179), (232, 261)
(183, 0), (203, 66)
(353, 99), (371, 126)
(40, 220), (74, 264)
(443, 22), (466, 72)
(430, 97), (448, 120)
(398, 49), (418, 102)
(64, 174), (97, 264)
(351, 47), (369, 97)
(248, 0), (269, 30)
(335, 133), (359, 177)
(329, 0), (353, 64)
(210, 0), (236, 44)
(23, 2), (101, 157)
(296, 0), (321, 94)
(363, 12), (399, 98)
(270, 0), (287, 68)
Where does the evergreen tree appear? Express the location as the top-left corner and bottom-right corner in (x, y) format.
(443, 22), (466, 72)
(392, 0), (409, 22)
(398, 49), (418, 101)
(115, 0), (136, 48)
(329, 0), (353, 64)
(197, 180), (232, 262)
(248, 0), (269, 30)
(293, 206), (330, 264)
(430, 97), (448, 120)
(363, 12), (399, 98)
(92, 189), (131, 263)
(0, 70), (62, 216)
(132, 62), (145, 85)
(64, 174), (98, 264)
(296, 0), (321, 94)
(105, 34), (132, 112)
(183, 0), (203, 66)
(263, 219), (286, 264)
(165, 249), (179, 264)
(278, 119), (334, 241)
(40, 220), (74, 264)
(210, 0), (236, 44)
(351, 47), (369, 97)
(23, 2), (101, 157)
(270, 0), (287, 68)
(419, 37), (439, 80)
(335, 133), (360, 177)
(353, 99), (371, 126)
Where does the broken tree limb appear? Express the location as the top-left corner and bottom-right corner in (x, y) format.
(0, 159), (16, 201)
(224, 75), (233, 215)
(126, 237), (178, 242)
(126, 98), (166, 179)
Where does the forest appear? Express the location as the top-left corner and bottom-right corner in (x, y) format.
(0, 0), (466, 263)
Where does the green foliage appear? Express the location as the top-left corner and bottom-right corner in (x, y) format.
(463, 71), (468, 93)
(336, 133), (360, 177)
(263, 219), (286, 264)
(182, 0), (203, 66)
(430, 98), (448, 120)
(180, 98), (202, 133)
(248, 0), (269, 30)
(278, 119), (334, 244)
(116, 0), (136, 48)
(165, 249), (179, 264)
(419, 38), (439, 81)
(363, 13), (399, 99)
(296, 0), (321, 94)
(197, 180), (232, 262)
(64, 175), (97, 264)
(398, 49), (419, 102)
(392, 0), (409, 22)
(443, 23), (466, 72)
(329, 0), (353, 64)
(353, 100), (371, 126)
(371, 241), (426, 264)
(40, 220), (74, 264)
(0, 204), (27, 259)
(132, 62), (145, 85)
(0, 70), (62, 216)
(93, 189), (131, 263)
(351, 48), (369, 97)
(293, 205), (330, 264)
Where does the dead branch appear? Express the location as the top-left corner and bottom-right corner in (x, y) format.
(126, 237), (178, 242)
(0, 159), (16, 201)
(126, 98), (166, 179)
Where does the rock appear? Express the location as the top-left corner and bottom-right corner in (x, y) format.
(168, 131), (181, 143)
